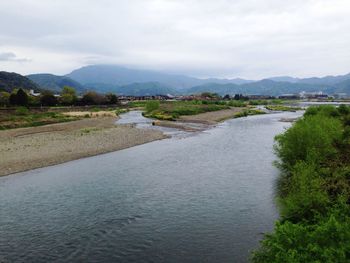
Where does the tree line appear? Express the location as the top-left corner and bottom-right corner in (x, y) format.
(0, 87), (118, 107)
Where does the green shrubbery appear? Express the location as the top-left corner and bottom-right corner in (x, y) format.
(144, 100), (229, 120)
(253, 105), (350, 263)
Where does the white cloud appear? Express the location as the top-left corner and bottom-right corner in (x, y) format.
(0, 0), (349, 78)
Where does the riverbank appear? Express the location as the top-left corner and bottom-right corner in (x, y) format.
(253, 105), (350, 262)
(0, 116), (167, 176)
(152, 107), (265, 131)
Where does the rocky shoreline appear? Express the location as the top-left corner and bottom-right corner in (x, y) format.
(0, 116), (168, 177)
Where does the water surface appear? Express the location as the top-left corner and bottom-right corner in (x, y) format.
(0, 112), (301, 263)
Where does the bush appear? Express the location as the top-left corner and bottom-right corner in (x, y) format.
(253, 105), (350, 262)
(275, 114), (342, 170)
(278, 162), (329, 222)
(252, 211), (350, 263)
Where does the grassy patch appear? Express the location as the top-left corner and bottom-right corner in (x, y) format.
(0, 110), (80, 130)
(234, 109), (266, 118)
(143, 101), (230, 120)
(265, 105), (303, 111)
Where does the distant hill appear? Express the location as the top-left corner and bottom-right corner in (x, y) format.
(86, 82), (177, 96)
(0, 71), (40, 92)
(268, 73), (350, 86)
(67, 65), (350, 96)
(27, 73), (86, 93)
(187, 79), (334, 96)
(331, 79), (350, 94)
(66, 64), (254, 90)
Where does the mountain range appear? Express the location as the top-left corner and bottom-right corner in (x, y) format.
(1, 65), (350, 96)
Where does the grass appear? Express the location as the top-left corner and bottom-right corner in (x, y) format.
(234, 109), (266, 118)
(265, 105), (303, 111)
(143, 100), (230, 120)
(0, 108), (80, 130)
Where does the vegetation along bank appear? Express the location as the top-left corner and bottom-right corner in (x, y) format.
(253, 105), (350, 262)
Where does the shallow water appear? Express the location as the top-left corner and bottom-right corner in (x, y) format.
(0, 112), (302, 263)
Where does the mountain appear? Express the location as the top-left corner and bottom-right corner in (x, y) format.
(267, 76), (299, 83)
(331, 79), (350, 94)
(66, 65), (203, 89)
(66, 65), (254, 90)
(0, 71), (40, 92)
(268, 73), (350, 86)
(27, 73), (86, 93)
(298, 73), (350, 86)
(187, 79), (333, 96)
(86, 82), (177, 96)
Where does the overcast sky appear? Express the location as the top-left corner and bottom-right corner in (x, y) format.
(0, 0), (349, 79)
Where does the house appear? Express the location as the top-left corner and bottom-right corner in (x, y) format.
(29, 89), (41, 97)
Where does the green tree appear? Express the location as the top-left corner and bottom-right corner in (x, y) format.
(40, 91), (58, 106)
(16, 88), (28, 106)
(106, 93), (118, 104)
(81, 91), (106, 105)
(60, 86), (77, 105)
(9, 93), (17, 105)
(0, 91), (10, 106)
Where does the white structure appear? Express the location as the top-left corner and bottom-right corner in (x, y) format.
(29, 89), (41, 97)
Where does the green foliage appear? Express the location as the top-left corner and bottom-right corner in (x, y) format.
(252, 210), (350, 263)
(254, 105), (350, 262)
(278, 162), (329, 221)
(15, 106), (29, 116)
(81, 91), (107, 105)
(265, 105), (302, 111)
(0, 91), (10, 106)
(234, 109), (266, 118)
(275, 114), (342, 170)
(0, 110), (79, 130)
(227, 100), (246, 107)
(16, 89), (28, 106)
(60, 86), (77, 105)
(9, 88), (29, 106)
(143, 100), (229, 120)
(40, 91), (58, 106)
(106, 93), (118, 104)
(145, 100), (160, 113)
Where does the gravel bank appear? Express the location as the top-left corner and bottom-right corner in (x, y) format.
(0, 117), (167, 176)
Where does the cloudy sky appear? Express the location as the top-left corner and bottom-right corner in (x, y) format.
(0, 0), (349, 79)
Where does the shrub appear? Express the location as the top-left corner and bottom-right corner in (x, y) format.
(252, 212), (350, 263)
(254, 105), (350, 262)
(275, 114), (343, 170)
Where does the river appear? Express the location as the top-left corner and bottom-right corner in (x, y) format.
(0, 111), (302, 263)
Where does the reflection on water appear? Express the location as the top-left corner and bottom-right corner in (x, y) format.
(0, 111), (302, 263)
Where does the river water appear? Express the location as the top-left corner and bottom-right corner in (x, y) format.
(0, 111), (302, 263)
